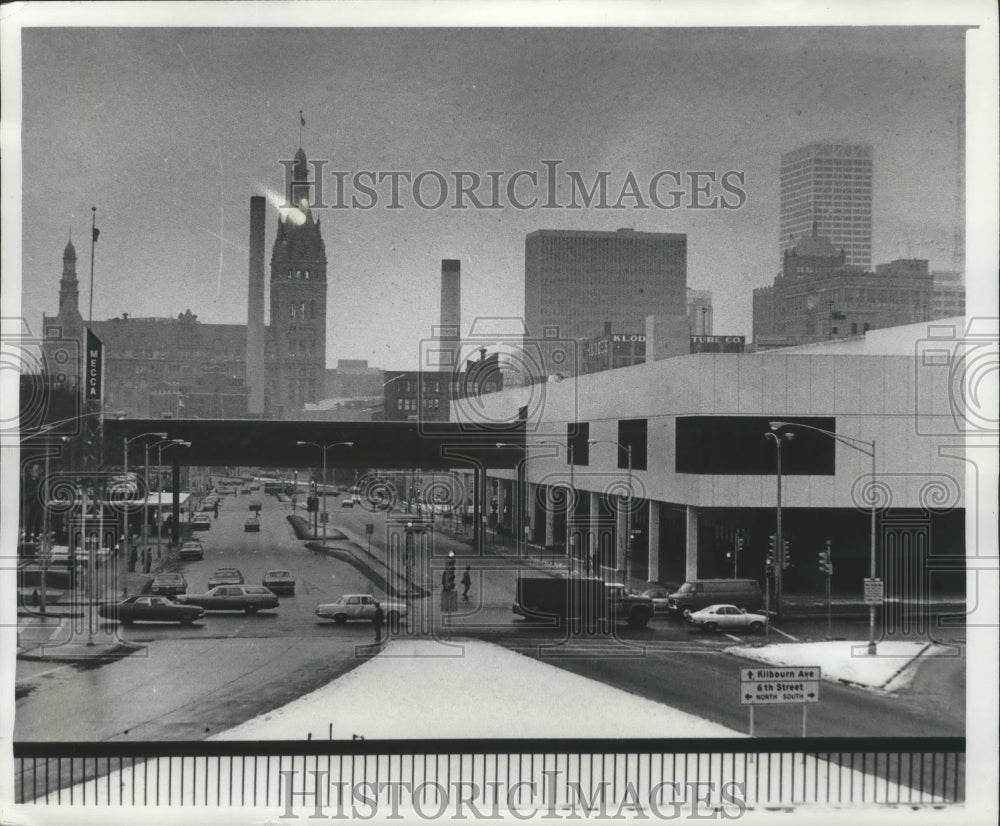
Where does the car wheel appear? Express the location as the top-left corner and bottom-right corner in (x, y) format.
(333, 614), (347, 625)
(705, 621), (718, 632)
(245, 605), (258, 615)
(749, 621), (764, 634)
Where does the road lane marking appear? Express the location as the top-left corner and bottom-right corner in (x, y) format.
(721, 631), (743, 642)
(769, 625), (799, 641)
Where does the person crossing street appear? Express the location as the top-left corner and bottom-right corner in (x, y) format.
(372, 601), (385, 644)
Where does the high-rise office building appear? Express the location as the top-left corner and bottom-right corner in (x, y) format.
(524, 228), (687, 377)
(780, 142), (873, 269)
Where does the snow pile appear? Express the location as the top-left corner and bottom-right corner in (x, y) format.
(214, 638), (743, 740)
(726, 640), (953, 690)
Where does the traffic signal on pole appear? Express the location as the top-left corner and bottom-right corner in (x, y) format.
(819, 540), (833, 575)
(766, 534), (776, 571)
(781, 538), (791, 570)
(736, 533), (744, 553)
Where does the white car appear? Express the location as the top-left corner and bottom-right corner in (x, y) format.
(315, 594), (407, 626)
(684, 603), (767, 633)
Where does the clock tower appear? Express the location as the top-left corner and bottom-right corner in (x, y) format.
(266, 147), (328, 418)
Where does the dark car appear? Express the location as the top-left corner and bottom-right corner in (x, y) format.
(207, 568), (245, 588)
(178, 540), (204, 561)
(177, 585), (279, 614)
(262, 569), (295, 595)
(150, 572), (187, 597)
(244, 517), (261, 532)
(100, 595), (205, 625)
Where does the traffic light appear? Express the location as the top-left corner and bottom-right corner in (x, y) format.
(306, 495), (319, 513)
(781, 538), (791, 570)
(819, 540), (833, 575)
(736, 533), (744, 553)
(766, 534), (776, 571)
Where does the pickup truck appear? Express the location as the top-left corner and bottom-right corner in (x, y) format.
(513, 576), (654, 628)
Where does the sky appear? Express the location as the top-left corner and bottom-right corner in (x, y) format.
(17, 24), (965, 370)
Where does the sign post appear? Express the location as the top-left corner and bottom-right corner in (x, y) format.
(740, 666), (821, 737)
(863, 577), (883, 605)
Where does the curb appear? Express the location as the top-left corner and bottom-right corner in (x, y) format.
(305, 541), (430, 600)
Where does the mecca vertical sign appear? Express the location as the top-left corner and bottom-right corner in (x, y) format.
(85, 328), (104, 404)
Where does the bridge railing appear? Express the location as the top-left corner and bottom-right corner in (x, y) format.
(13, 737), (964, 811)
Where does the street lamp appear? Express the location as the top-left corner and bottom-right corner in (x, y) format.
(296, 441), (354, 540)
(536, 439), (575, 571)
(764, 430), (795, 616)
(589, 439), (633, 587)
(122, 432), (168, 560)
(770, 420), (879, 655)
(152, 440), (190, 559)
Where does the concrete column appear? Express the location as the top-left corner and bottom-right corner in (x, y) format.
(685, 505), (699, 580)
(648, 501), (661, 583)
(544, 488), (555, 547)
(616, 502), (627, 574)
(589, 491), (601, 573)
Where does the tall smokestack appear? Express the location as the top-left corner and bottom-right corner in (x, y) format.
(439, 259), (461, 369)
(247, 196), (266, 414)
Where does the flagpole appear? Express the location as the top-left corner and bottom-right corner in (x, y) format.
(88, 207), (97, 324)
(299, 110), (303, 146)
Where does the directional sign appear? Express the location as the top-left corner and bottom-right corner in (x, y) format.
(864, 578), (883, 605)
(740, 666), (821, 705)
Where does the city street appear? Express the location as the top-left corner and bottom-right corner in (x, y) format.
(14, 485), (966, 743)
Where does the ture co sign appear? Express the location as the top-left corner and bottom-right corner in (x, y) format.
(690, 335), (746, 354)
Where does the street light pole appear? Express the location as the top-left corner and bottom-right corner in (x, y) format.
(296, 441), (354, 541)
(764, 431), (793, 615)
(122, 432), (167, 563)
(770, 421), (878, 655)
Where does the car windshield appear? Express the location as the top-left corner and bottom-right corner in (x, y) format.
(676, 583), (694, 594)
(245, 587), (271, 594)
(267, 571), (290, 577)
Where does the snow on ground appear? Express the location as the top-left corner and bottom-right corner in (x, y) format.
(213, 637), (743, 740)
(726, 640), (953, 691)
(24, 639), (954, 812)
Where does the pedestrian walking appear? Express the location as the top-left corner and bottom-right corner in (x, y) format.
(461, 565), (471, 603)
(213, 502), (219, 519)
(372, 602), (385, 644)
(128, 546), (138, 573)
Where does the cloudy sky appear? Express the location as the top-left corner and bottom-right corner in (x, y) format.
(16, 22), (965, 369)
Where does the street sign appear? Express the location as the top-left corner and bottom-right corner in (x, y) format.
(320, 511), (329, 524)
(740, 666), (821, 705)
(863, 578), (883, 605)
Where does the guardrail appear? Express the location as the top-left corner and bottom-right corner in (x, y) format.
(14, 737), (964, 810)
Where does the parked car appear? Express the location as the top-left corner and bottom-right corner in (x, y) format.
(684, 604), (767, 633)
(177, 585), (278, 613)
(315, 594), (407, 626)
(248, 501), (263, 513)
(178, 540), (204, 561)
(244, 517), (261, 532)
(191, 513), (212, 531)
(666, 579), (763, 615)
(150, 571), (187, 597)
(641, 587), (674, 614)
(262, 570), (296, 595)
(100, 595), (205, 625)
(340, 499), (354, 508)
(207, 568), (245, 588)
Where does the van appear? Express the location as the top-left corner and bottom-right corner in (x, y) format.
(666, 579), (763, 615)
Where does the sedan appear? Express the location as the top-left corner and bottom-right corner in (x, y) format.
(207, 568), (245, 588)
(150, 572), (187, 597)
(684, 604), (767, 633)
(315, 594), (407, 626)
(340, 500), (354, 508)
(177, 585), (279, 614)
(262, 569), (296, 595)
(99, 595), (205, 625)
(191, 514), (212, 531)
(178, 541), (204, 561)
(244, 517), (261, 532)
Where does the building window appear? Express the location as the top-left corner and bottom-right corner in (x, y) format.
(310, 300), (316, 319)
(851, 322), (858, 335)
(618, 419), (648, 471)
(290, 302), (296, 320)
(568, 422), (589, 466)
